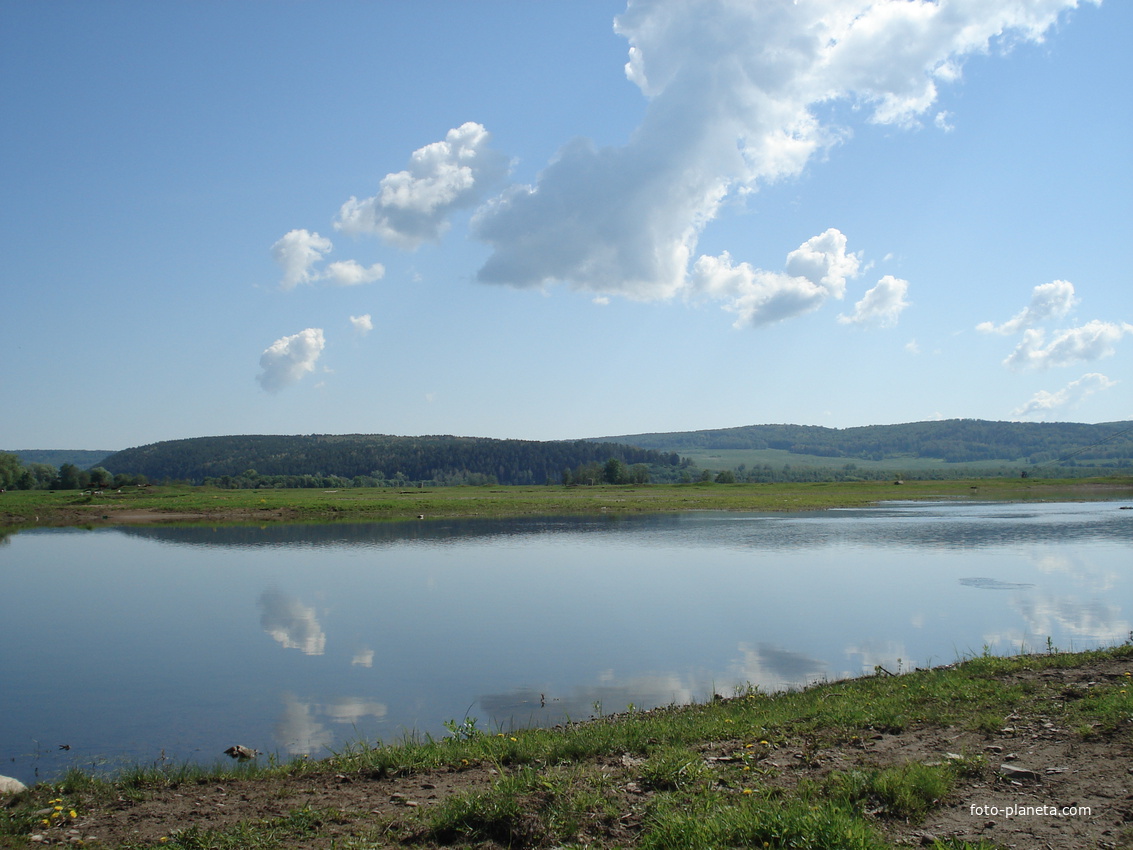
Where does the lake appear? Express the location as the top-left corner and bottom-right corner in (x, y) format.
(1, 499), (1130, 784)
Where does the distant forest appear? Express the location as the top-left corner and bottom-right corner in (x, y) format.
(96, 434), (684, 488)
(3, 419), (1130, 492)
(599, 419), (1133, 467)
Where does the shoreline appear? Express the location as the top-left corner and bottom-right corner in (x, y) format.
(3, 477), (1131, 531)
(2, 645), (1130, 848)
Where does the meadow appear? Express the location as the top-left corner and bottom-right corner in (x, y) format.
(3, 476), (1131, 529)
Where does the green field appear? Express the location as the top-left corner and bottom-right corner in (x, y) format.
(674, 446), (1025, 474)
(3, 476), (1131, 530)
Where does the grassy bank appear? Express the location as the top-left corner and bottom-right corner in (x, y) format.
(2, 645), (1130, 848)
(3, 476), (1132, 529)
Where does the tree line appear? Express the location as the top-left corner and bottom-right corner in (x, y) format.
(95, 434), (686, 488)
(0, 453), (148, 491)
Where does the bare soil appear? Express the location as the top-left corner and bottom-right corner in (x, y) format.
(5, 656), (1130, 849)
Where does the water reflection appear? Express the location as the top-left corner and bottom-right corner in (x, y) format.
(351, 647), (374, 668)
(733, 643), (830, 690)
(480, 672), (696, 729)
(276, 694), (334, 755)
(258, 589), (326, 656)
(1, 500), (1129, 784)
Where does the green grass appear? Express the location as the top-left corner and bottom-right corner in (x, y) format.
(2, 645), (1129, 848)
(3, 475), (1130, 531)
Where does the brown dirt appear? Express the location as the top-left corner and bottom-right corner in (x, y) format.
(5, 657), (1131, 849)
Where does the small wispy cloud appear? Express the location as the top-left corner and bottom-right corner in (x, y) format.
(838, 275), (910, 327)
(271, 229), (385, 291)
(272, 229), (333, 291)
(1004, 320), (1133, 371)
(256, 328), (326, 392)
(349, 314), (373, 335)
(691, 228), (861, 328)
(977, 280), (1077, 335)
(336, 121), (509, 250)
(324, 260), (385, 286)
(1013, 373), (1118, 420)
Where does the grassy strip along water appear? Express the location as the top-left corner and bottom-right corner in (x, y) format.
(2, 645), (1130, 848)
(3, 475), (1131, 529)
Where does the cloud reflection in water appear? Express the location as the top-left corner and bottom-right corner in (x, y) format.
(258, 589), (326, 656)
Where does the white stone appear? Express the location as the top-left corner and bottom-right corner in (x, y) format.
(0, 775), (28, 795)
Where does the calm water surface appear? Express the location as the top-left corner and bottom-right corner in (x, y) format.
(1, 500), (1130, 783)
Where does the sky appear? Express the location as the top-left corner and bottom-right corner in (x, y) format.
(2, 0), (1130, 451)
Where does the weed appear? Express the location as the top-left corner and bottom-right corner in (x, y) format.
(639, 746), (709, 791)
(640, 792), (889, 850)
(425, 768), (539, 846)
(869, 762), (955, 819)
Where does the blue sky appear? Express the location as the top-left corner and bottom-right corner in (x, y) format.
(2, 0), (1129, 451)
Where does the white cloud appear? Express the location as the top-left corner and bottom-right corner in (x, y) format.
(349, 314), (373, 335)
(324, 259), (385, 286)
(1013, 372), (1117, 419)
(272, 229), (333, 291)
(468, 0), (1090, 299)
(977, 279), (1077, 334)
(691, 228), (860, 327)
(256, 328), (326, 392)
(838, 274), (910, 327)
(1004, 320), (1133, 371)
(905, 338), (921, 355)
(336, 122), (509, 249)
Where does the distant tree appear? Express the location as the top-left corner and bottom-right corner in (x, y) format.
(715, 470), (736, 484)
(89, 467), (113, 488)
(0, 452), (21, 489)
(603, 458), (627, 484)
(27, 463), (57, 488)
(54, 463), (84, 490)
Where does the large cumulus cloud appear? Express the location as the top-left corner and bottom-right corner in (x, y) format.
(468, 0), (1094, 300)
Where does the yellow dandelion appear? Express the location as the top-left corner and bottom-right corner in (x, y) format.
(70, 810), (78, 818)
(742, 788), (753, 794)
(509, 736), (517, 741)
(759, 740), (769, 745)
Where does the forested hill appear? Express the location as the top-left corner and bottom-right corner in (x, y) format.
(100, 434), (682, 486)
(596, 419), (1133, 466)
